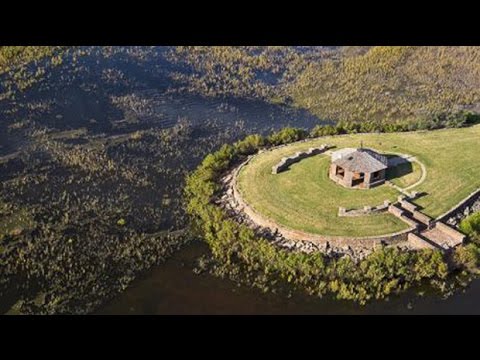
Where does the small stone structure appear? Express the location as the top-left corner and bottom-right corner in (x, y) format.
(272, 145), (329, 174)
(329, 148), (389, 189)
(338, 200), (391, 217)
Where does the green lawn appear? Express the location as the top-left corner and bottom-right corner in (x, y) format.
(237, 125), (480, 237)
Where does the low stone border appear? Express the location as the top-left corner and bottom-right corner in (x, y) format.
(395, 154), (427, 191)
(271, 144), (330, 174)
(436, 188), (480, 222)
(338, 200), (391, 217)
(384, 152), (427, 196)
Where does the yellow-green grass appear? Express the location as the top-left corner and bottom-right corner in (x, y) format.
(237, 125), (480, 237)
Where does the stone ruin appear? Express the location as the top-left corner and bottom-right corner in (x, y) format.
(338, 200), (392, 217)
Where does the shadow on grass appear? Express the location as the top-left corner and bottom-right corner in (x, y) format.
(385, 161), (413, 180)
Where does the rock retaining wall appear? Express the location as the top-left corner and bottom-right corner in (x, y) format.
(437, 188), (480, 226)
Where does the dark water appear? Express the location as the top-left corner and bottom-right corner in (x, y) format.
(98, 241), (480, 315)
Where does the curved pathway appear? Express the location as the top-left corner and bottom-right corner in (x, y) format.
(386, 153), (427, 195)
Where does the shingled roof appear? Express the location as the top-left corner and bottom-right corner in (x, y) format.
(332, 148), (388, 173)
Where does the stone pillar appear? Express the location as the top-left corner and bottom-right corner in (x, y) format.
(344, 170), (353, 187)
(364, 172), (372, 188)
(329, 164), (336, 178)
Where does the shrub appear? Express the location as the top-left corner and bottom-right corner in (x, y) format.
(309, 124), (339, 137)
(267, 127), (308, 146)
(459, 212), (480, 243)
(234, 134), (264, 155)
(453, 243), (480, 271)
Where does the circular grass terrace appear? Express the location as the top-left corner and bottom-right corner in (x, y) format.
(236, 125), (480, 238)
(237, 151), (409, 237)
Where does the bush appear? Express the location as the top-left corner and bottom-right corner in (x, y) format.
(453, 243), (480, 271)
(307, 111), (476, 141)
(459, 212), (480, 243)
(234, 134), (264, 155)
(267, 127), (308, 146)
(309, 124), (339, 137)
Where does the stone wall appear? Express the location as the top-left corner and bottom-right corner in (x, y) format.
(388, 205), (421, 230)
(396, 196), (434, 227)
(272, 145), (329, 174)
(434, 222), (466, 244)
(407, 233), (436, 250)
(399, 197), (418, 213)
(437, 188), (480, 226)
(411, 210), (433, 227)
(338, 200), (391, 217)
(388, 204), (405, 218)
